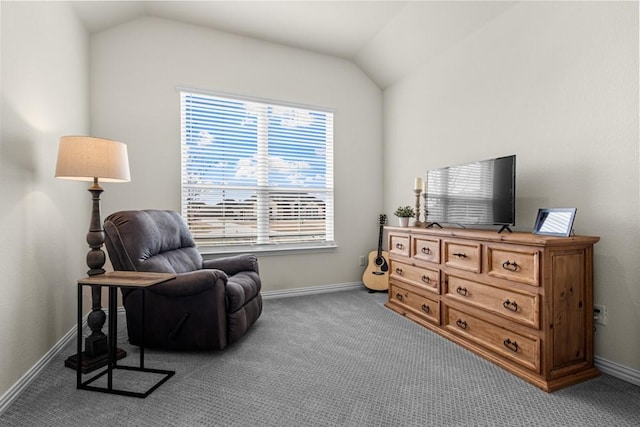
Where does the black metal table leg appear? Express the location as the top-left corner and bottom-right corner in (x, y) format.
(76, 285), (82, 389)
(140, 288), (145, 370)
(76, 274), (175, 398)
(108, 286), (117, 390)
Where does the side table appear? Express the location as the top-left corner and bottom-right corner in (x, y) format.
(76, 271), (176, 398)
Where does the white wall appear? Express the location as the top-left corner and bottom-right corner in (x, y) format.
(383, 2), (639, 370)
(90, 17), (383, 291)
(0, 2), (90, 397)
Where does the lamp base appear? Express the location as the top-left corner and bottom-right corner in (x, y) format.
(64, 348), (127, 374)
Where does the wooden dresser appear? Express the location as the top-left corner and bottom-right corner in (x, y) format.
(384, 226), (600, 392)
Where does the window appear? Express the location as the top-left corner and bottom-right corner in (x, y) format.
(180, 90), (334, 251)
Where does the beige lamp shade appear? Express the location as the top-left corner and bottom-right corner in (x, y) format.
(55, 136), (130, 182)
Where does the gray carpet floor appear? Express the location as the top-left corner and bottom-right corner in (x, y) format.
(1, 288), (639, 426)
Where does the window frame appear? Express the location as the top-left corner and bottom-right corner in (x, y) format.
(179, 88), (336, 255)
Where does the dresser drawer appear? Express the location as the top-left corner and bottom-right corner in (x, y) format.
(444, 306), (540, 372)
(444, 274), (539, 328)
(389, 233), (410, 257)
(486, 245), (539, 286)
(443, 240), (481, 273)
(390, 282), (440, 325)
(413, 236), (440, 264)
(390, 260), (440, 294)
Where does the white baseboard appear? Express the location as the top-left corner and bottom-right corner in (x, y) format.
(0, 319), (81, 415)
(595, 356), (640, 387)
(0, 309), (123, 416)
(261, 281), (363, 299)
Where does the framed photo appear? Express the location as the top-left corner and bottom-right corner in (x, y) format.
(533, 208), (577, 237)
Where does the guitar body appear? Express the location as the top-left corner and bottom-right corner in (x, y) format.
(363, 249), (389, 291)
(363, 214), (390, 292)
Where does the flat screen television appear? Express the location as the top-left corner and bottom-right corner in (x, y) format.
(426, 155), (516, 232)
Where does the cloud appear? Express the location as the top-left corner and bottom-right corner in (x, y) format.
(196, 130), (214, 146)
(234, 155), (312, 185)
(271, 106), (316, 128)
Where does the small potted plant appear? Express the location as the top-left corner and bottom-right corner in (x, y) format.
(393, 205), (415, 227)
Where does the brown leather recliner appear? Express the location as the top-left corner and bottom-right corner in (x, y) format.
(103, 209), (262, 350)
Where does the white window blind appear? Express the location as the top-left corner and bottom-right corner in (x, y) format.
(180, 90), (334, 249)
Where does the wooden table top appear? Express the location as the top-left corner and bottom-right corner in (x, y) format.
(77, 271), (176, 288)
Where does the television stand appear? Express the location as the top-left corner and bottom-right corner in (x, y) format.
(498, 225), (513, 233)
(426, 222), (443, 229)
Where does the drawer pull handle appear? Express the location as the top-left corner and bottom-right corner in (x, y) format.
(455, 319), (468, 330)
(453, 252), (467, 258)
(396, 243), (404, 250)
(502, 260), (519, 271)
(503, 299), (519, 312)
(395, 293), (404, 301)
(421, 304), (430, 313)
(421, 275), (431, 284)
(503, 338), (519, 352)
(395, 267), (404, 275)
(456, 286), (468, 296)
(421, 247), (431, 255)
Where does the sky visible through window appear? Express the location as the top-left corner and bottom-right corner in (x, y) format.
(183, 95), (328, 198)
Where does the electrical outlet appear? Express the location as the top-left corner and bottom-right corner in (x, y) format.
(359, 255), (366, 266)
(594, 304), (608, 326)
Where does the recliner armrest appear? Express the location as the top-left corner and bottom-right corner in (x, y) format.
(145, 269), (228, 297)
(203, 254), (259, 275)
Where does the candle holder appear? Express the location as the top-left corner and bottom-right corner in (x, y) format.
(422, 191), (429, 227)
(413, 189), (423, 227)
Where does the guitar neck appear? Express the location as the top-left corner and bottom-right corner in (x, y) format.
(376, 224), (384, 257)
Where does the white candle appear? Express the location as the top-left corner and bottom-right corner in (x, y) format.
(422, 180), (428, 193)
(414, 177), (422, 191)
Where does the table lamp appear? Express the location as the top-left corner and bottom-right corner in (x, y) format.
(55, 136), (130, 371)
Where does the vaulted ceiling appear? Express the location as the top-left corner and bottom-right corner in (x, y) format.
(71, 1), (516, 88)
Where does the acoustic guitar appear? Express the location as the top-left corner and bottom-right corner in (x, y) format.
(362, 214), (389, 292)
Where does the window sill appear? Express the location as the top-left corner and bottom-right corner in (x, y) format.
(199, 242), (338, 258)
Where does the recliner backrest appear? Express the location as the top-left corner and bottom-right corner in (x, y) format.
(104, 210), (203, 274)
